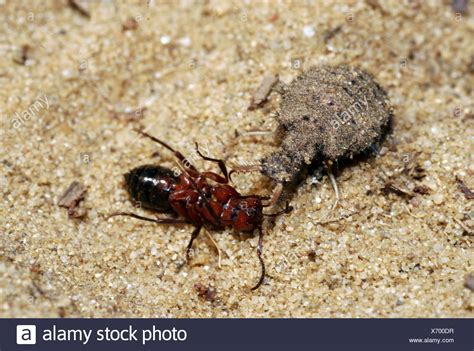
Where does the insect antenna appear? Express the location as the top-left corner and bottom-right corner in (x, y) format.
(251, 225), (265, 291)
(134, 128), (198, 173)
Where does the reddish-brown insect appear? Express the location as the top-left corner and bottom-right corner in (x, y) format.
(109, 129), (291, 290)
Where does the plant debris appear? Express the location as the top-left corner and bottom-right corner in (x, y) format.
(381, 182), (413, 199)
(67, 0), (91, 19)
(454, 218), (473, 236)
(323, 25), (342, 42)
(409, 165), (426, 180)
(58, 181), (87, 218)
(13, 44), (30, 65)
(402, 152), (426, 180)
(111, 107), (146, 122)
(452, 0), (469, 14)
(315, 207), (364, 225)
(468, 56), (474, 74)
(122, 17), (138, 31)
(464, 274), (474, 291)
(365, 0), (388, 15)
(456, 176), (474, 199)
(413, 185), (430, 195)
(193, 283), (217, 302)
(30, 263), (42, 274)
(248, 73), (279, 110)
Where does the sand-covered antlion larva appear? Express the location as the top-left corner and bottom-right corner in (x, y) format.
(233, 65), (394, 208)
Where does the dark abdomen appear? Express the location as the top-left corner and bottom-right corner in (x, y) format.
(124, 165), (177, 211)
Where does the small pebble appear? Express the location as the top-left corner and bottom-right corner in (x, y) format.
(464, 274), (474, 291)
(303, 25), (315, 37)
(160, 35), (171, 45)
(432, 193), (444, 205)
(178, 36), (191, 47)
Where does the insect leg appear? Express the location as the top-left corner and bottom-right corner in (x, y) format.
(200, 171), (228, 184)
(195, 142), (229, 182)
(262, 183), (284, 208)
(251, 226), (265, 291)
(324, 160), (340, 214)
(204, 229), (223, 269)
(186, 225), (202, 261)
(107, 211), (190, 224)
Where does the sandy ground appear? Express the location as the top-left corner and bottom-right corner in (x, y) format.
(1, 1), (473, 318)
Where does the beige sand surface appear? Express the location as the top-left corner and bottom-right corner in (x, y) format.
(1, 0), (473, 317)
